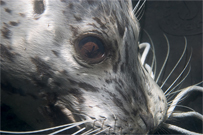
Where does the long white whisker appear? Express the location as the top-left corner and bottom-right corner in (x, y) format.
(167, 105), (195, 112)
(156, 34), (170, 83)
(137, 4), (145, 21)
(72, 127), (86, 135)
(132, 0), (141, 14)
(166, 66), (191, 97)
(143, 29), (157, 79)
(135, 0), (146, 17)
(139, 42), (150, 65)
(0, 120), (91, 134)
(167, 86), (203, 118)
(160, 37), (187, 88)
(94, 127), (110, 135)
(81, 129), (93, 135)
(48, 120), (91, 135)
(164, 52), (192, 95)
(171, 112), (203, 121)
(162, 123), (202, 135)
(86, 128), (101, 134)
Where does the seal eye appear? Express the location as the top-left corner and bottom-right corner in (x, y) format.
(76, 36), (106, 64)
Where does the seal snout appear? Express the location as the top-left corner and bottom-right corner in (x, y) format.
(140, 113), (155, 132)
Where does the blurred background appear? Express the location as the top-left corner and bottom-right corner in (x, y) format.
(135, 0), (202, 134)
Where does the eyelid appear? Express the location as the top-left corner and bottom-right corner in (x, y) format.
(74, 35), (107, 64)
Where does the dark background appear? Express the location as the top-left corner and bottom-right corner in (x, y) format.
(136, 0), (202, 134)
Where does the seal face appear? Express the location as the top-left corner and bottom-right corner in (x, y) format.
(1, 0), (167, 134)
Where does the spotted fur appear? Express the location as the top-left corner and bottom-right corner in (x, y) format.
(1, 0), (167, 134)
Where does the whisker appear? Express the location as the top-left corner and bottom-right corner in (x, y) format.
(164, 51), (192, 95)
(132, 0), (141, 14)
(81, 129), (93, 135)
(143, 29), (157, 79)
(139, 42), (150, 66)
(160, 37), (187, 88)
(94, 127), (111, 135)
(162, 123), (202, 135)
(48, 120), (90, 135)
(85, 128), (101, 134)
(165, 66), (191, 97)
(0, 120), (91, 134)
(72, 127), (86, 135)
(167, 80), (203, 101)
(137, 4), (146, 21)
(167, 86), (203, 118)
(135, 0), (146, 17)
(167, 104), (195, 112)
(171, 112), (203, 121)
(156, 34), (170, 84)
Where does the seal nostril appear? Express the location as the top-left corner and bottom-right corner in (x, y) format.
(139, 113), (154, 131)
(33, 0), (45, 15)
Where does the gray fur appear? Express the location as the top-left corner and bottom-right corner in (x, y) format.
(1, 0), (167, 134)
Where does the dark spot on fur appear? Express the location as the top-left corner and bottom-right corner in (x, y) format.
(132, 109), (138, 116)
(9, 21), (19, 26)
(68, 79), (77, 86)
(119, 1), (122, 8)
(78, 82), (99, 92)
(116, 86), (127, 101)
(113, 96), (129, 116)
(68, 3), (73, 9)
(125, 42), (129, 65)
(113, 52), (121, 73)
(52, 50), (59, 57)
(19, 13), (26, 17)
(105, 79), (112, 84)
(88, 23), (98, 29)
(158, 96), (161, 101)
(31, 57), (53, 77)
(31, 76), (47, 88)
(120, 63), (125, 73)
(74, 15), (82, 22)
(0, 44), (19, 61)
(116, 18), (124, 37)
(110, 16), (115, 24)
(0, 0), (6, 5)
(59, 70), (68, 75)
(93, 17), (107, 29)
(87, 0), (95, 5)
(33, 0), (45, 14)
(148, 91), (152, 96)
(113, 78), (122, 88)
(53, 81), (61, 87)
(5, 8), (12, 14)
(70, 25), (78, 37)
(114, 40), (118, 48)
(118, 79), (124, 86)
(1, 82), (26, 96)
(69, 88), (85, 103)
(1, 26), (11, 39)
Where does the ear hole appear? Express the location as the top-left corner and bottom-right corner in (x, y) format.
(33, 0), (45, 15)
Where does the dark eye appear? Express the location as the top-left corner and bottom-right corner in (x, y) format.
(75, 36), (106, 64)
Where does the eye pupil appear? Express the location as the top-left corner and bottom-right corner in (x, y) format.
(82, 42), (99, 58)
(76, 36), (106, 64)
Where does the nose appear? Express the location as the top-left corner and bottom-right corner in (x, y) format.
(140, 113), (154, 131)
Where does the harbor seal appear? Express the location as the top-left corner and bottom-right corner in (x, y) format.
(1, 0), (202, 134)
